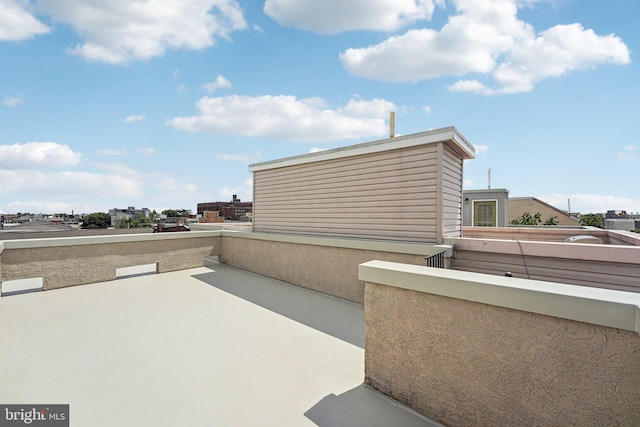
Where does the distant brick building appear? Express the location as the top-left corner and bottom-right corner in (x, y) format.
(197, 195), (252, 221)
(200, 210), (224, 223)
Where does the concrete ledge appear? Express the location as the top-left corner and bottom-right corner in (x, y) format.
(221, 230), (452, 257)
(0, 230), (222, 253)
(359, 260), (640, 334)
(449, 236), (640, 263)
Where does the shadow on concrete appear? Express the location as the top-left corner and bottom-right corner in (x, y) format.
(116, 263), (158, 280)
(192, 260), (364, 348)
(1, 288), (43, 297)
(305, 384), (444, 427)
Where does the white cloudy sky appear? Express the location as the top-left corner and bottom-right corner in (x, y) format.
(1, 0), (638, 214)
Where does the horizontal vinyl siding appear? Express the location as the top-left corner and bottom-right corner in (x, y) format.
(442, 147), (463, 238)
(254, 144), (440, 243)
(452, 249), (640, 293)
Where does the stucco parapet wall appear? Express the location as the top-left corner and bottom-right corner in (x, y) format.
(447, 236), (640, 263)
(248, 126), (475, 172)
(220, 230), (453, 257)
(359, 260), (640, 335)
(0, 231), (222, 291)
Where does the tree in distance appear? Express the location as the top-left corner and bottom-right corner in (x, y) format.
(579, 213), (605, 229)
(81, 212), (111, 229)
(511, 211), (559, 226)
(510, 211), (542, 225)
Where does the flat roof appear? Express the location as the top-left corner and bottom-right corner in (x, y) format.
(0, 261), (440, 427)
(249, 126), (475, 172)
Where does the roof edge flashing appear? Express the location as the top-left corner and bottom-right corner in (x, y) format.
(249, 126), (474, 172)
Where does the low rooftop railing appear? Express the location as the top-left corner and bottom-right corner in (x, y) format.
(462, 226), (640, 246)
(360, 260), (640, 426)
(450, 233), (640, 293)
(0, 231), (221, 293)
(0, 230), (451, 302)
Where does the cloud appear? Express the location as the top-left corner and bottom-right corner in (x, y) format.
(449, 80), (496, 96)
(146, 173), (200, 209)
(123, 114), (145, 123)
(167, 95), (398, 142)
(473, 144), (489, 155)
(0, 0), (51, 41)
(136, 147), (155, 156)
(0, 142), (82, 169)
(34, 0), (247, 64)
(0, 162), (204, 214)
(422, 105), (431, 115)
(0, 169), (144, 199)
(203, 75), (233, 93)
(153, 177), (197, 194)
(615, 145), (637, 163)
(264, 0), (437, 34)
(2, 200), (76, 215)
(541, 193), (640, 214)
(218, 178), (252, 202)
(491, 23), (630, 94)
(3, 96), (22, 107)
(176, 83), (188, 93)
(341, 1), (532, 82)
(340, 0), (630, 94)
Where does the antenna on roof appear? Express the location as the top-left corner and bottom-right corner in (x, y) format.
(390, 112), (395, 138)
(488, 168), (491, 189)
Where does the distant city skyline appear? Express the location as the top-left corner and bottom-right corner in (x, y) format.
(1, 0), (639, 215)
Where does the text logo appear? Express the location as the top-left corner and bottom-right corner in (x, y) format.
(0, 405), (68, 427)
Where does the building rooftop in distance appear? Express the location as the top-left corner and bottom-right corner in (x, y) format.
(0, 261), (440, 427)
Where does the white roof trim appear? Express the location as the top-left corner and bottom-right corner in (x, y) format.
(249, 126), (475, 172)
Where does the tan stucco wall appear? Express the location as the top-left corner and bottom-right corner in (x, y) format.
(1, 234), (221, 290)
(1, 231), (446, 298)
(220, 236), (428, 303)
(365, 282), (640, 426)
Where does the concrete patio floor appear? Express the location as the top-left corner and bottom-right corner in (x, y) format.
(0, 261), (441, 426)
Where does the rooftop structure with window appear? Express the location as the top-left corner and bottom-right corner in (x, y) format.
(1, 126), (639, 426)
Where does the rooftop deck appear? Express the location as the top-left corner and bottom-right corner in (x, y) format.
(0, 260), (439, 427)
